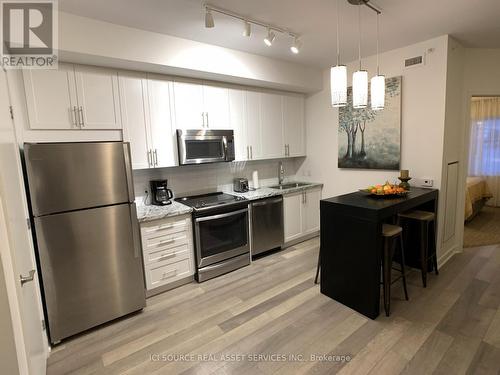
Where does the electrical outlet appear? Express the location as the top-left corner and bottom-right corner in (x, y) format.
(421, 178), (434, 187)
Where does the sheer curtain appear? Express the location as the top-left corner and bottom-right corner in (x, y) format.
(469, 97), (500, 206)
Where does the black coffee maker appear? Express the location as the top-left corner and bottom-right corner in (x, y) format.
(150, 180), (173, 206)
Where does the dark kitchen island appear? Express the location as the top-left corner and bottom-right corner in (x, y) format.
(319, 188), (438, 319)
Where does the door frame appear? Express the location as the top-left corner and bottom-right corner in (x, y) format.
(456, 90), (500, 251)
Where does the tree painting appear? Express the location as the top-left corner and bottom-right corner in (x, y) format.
(338, 76), (402, 170)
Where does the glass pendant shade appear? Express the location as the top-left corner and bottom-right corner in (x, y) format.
(330, 65), (347, 107)
(352, 70), (368, 109)
(371, 75), (385, 110)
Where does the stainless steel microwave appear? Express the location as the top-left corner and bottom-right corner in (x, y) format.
(177, 129), (235, 165)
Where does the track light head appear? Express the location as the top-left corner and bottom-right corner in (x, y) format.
(290, 37), (302, 54)
(205, 8), (214, 28)
(264, 29), (275, 46)
(243, 20), (251, 37)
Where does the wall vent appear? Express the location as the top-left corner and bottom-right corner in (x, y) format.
(404, 55), (424, 68)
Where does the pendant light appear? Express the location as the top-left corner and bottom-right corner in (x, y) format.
(371, 13), (385, 110)
(352, 3), (368, 109)
(330, 0), (347, 107)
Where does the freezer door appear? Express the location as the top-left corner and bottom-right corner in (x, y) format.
(25, 142), (134, 216)
(34, 203), (145, 343)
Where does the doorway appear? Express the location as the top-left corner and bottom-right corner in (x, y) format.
(463, 96), (500, 248)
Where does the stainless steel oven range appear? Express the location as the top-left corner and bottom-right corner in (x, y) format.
(176, 192), (250, 282)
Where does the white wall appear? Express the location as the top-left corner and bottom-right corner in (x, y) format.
(133, 158), (303, 204)
(58, 12), (322, 93)
(454, 48), (500, 248)
(440, 38), (465, 258)
(298, 35), (450, 259)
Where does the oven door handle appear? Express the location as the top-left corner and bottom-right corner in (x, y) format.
(195, 207), (248, 223)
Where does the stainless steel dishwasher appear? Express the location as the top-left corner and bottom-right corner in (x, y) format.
(251, 196), (284, 256)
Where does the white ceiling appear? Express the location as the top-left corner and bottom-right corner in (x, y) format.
(59, 0), (500, 68)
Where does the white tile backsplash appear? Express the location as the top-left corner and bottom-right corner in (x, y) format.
(133, 158), (304, 204)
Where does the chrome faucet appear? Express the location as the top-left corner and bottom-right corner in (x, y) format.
(278, 161), (285, 185)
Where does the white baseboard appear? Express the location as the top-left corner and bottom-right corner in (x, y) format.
(438, 244), (460, 268)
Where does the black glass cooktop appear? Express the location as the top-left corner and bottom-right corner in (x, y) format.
(176, 192), (247, 210)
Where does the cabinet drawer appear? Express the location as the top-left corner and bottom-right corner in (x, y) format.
(144, 243), (190, 265)
(143, 230), (189, 254)
(145, 258), (192, 290)
(142, 218), (188, 239)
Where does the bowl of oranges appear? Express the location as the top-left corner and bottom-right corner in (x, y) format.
(360, 181), (409, 198)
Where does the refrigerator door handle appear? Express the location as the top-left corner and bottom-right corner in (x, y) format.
(123, 143), (135, 203)
(129, 203), (141, 259)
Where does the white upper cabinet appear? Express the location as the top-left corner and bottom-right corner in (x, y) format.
(203, 85), (231, 129)
(147, 77), (177, 168)
(22, 63), (78, 129)
(74, 65), (122, 129)
(23, 63), (122, 130)
(172, 80), (231, 130)
(172, 81), (204, 130)
(245, 90), (262, 160)
(260, 92), (284, 159)
(120, 72), (177, 170)
(119, 72), (150, 169)
(228, 88), (247, 161)
(21, 62), (306, 161)
(283, 94), (306, 157)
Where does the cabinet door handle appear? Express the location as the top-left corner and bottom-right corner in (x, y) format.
(78, 106), (84, 127)
(206, 112), (209, 128)
(159, 251), (176, 260)
(159, 238), (175, 244)
(161, 270), (177, 280)
(201, 112), (205, 127)
(250, 146), (253, 159)
(287, 144), (290, 156)
(154, 149), (158, 166)
(71, 106), (77, 126)
(20, 269), (36, 286)
(148, 150), (152, 167)
(246, 146), (249, 160)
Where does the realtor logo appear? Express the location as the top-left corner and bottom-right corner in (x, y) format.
(1, 0), (58, 68)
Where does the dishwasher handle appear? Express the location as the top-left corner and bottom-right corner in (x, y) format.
(252, 197), (283, 207)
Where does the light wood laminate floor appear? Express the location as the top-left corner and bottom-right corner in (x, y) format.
(47, 238), (500, 374)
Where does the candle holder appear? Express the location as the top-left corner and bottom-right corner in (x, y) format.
(398, 177), (412, 190)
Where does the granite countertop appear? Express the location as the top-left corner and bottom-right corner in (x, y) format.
(136, 200), (193, 223)
(228, 182), (323, 201)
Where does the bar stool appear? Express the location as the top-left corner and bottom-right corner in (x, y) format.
(398, 210), (438, 288)
(381, 224), (409, 316)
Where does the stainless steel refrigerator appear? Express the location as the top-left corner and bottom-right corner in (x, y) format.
(24, 142), (145, 344)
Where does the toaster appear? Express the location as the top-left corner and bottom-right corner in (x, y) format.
(233, 178), (249, 193)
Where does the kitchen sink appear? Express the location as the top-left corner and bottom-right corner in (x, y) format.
(269, 182), (312, 190)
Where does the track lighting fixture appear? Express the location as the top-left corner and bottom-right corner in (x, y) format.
(264, 29), (276, 46)
(290, 37), (302, 54)
(202, 4), (300, 55)
(243, 20), (251, 37)
(204, 8), (214, 28)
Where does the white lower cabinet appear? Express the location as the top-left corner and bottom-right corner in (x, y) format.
(140, 214), (195, 295)
(283, 187), (321, 243)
